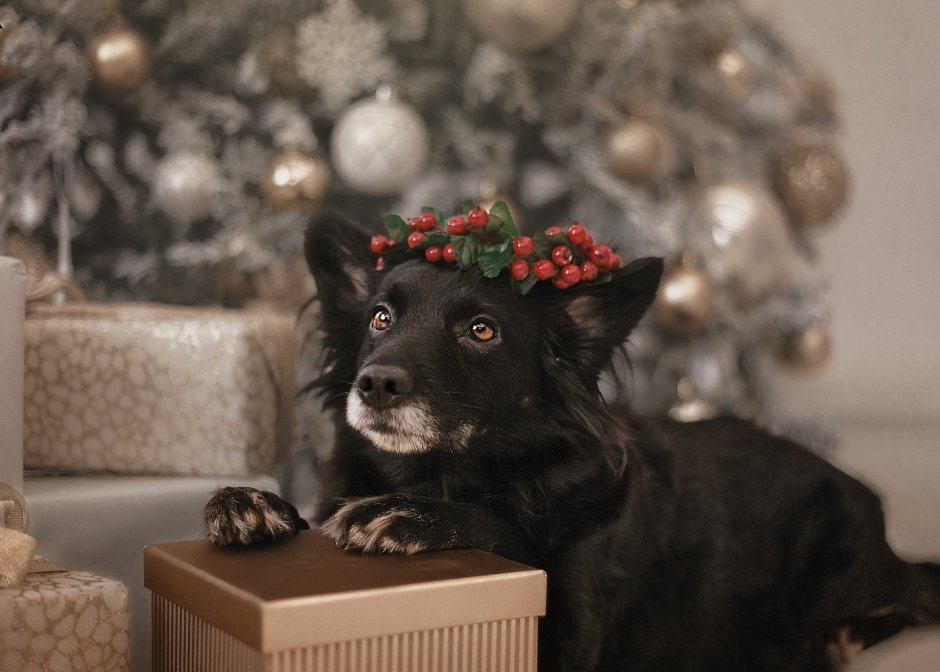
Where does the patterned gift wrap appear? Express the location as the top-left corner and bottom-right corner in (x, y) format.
(23, 303), (297, 476)
(0, 570), (129, 671)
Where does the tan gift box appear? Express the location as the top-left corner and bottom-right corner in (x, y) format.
(0, 569), (130, 671)
(23, 303), (296, 476)
(144, 531), (547, 672)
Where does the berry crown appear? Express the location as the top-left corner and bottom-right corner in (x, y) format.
(370, 201), (622, 295)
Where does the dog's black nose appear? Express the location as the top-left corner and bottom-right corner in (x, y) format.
(356, 365), (413, 409)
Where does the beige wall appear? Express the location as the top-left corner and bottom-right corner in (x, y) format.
(746, 0), (940, 421)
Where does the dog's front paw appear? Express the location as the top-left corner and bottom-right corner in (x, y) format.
(321, 494), (435, 555)
(205, 487), (309, 547)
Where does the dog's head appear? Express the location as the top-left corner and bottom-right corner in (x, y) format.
(305, 212), (662, 462)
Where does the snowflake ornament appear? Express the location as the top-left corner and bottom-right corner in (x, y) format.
(296, 0), (397, 113)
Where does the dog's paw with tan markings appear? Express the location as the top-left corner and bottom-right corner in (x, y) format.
(320, 494), (443, 555)
(205, 486), (309, 546)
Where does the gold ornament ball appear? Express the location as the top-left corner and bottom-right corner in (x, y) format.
(87, 27), (152, 92)
(652, 265), (715, 336)
(459, 0), (581, 53)
(715, 48), (753, 103)
(779, 324), (832, 370)
(605, 119), (670, 183)
(772, 143), (849, 229)
(261, 151), (331, 211)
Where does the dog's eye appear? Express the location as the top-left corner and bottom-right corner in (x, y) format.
(371, 308), (392, 331)
(468, 320), (497, 342)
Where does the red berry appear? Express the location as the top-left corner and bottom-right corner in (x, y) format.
(533, 259), (557, 281)
(446, 216), (468, 235)
(551, 245), (574, 267)
(425, 245), (443, 262)
(580, 261), (599, 283)
(513, 236), (535, 258)
(370, 234), (390, 254)
(468, 207), (489, 228)
(545, 226), (564, 238)
(608, 252), (622, 270)
(566, 224), (587, 246)
(443, 243), (457, 263)
(508, 259), (530, 280)
(589, 245), (612, 268)
(418, 211), (438, 230)
(407, 231), (426, 249)
(580, 233), (594, 250)
(407, 217), (421, 231)
(375, 256), (385, 271)
(552, 276), (571, 290)
(560, 264), (582, 285)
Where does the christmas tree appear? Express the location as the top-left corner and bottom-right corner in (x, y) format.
(0, 0), (848, 441)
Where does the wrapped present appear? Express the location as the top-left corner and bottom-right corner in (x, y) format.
(145, 531), (546, 672)
(23, 302), (297, 476)
(0, 569), (129, 671)
(25, 472), (281, 672)
(0, 257), (27, 490)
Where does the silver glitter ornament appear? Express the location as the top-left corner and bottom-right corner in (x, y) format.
(152, 151), (221, 230)
(330, 87), (429, 197)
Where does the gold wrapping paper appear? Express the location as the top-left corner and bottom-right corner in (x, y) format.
(145, 531), (546, 671)
(0, 570), (129, 671)
(23, 303), (297, 476)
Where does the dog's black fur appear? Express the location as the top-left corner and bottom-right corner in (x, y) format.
(206, 213), (940, 671)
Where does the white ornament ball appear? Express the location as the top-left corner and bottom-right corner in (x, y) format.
(330, 93), (430, 197)
(460, 0), (581, 52)
(152, 151), (221, 230)
(692, 181), (792, 305)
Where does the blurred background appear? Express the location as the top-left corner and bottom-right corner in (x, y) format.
(2, 1), (939, 669)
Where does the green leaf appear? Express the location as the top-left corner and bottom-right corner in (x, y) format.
(424, 232), (449, 247)
(383, 214), (409, 243)
(511, 274), (539, 295)
(532, 233), (552, 259)
(484, 214), (507, 239)
(585, 273), (613, 287)
(452, 235), (484, 270)
(488, 201), (518, 237)
(477, 240), (514, 279)
(461, 200), (476, 215)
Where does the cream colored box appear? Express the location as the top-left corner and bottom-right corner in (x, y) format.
(0, 570), (129, 671)
(23, 303), (296, 476)
(0, 257), (26, 490)
(144, 531), (546, 672)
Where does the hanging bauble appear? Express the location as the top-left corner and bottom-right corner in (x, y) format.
(714, 47), (753, 104)
(11, 172), (54, 234)
(668, 377), (719, 423)
(152, 151), (221, 230)
(692, 181), (791, 305)
(604, 118), (671, 183)
(330, 87), (430, 197)
(779, 324), (832, 370)
(261, 150), (331, 211)
(771, 143), (849, 229)
(476, 179), (523, 226)
(0, 22), (19, 81)
(87, 27), (152, 93)
(67, 167), (103, 221)
(459, 0), (581, 53)
(652, 264), (715, 336)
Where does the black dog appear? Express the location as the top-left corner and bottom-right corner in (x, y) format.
(205, 212), (940, 671)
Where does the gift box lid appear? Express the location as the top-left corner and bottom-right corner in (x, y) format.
(144, 530), (546, 652)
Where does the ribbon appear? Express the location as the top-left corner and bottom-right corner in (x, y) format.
(0, 482), (66, 574)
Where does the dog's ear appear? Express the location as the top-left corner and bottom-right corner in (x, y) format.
(304, 211), (376, 315)
(538, 257), (663, 372)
